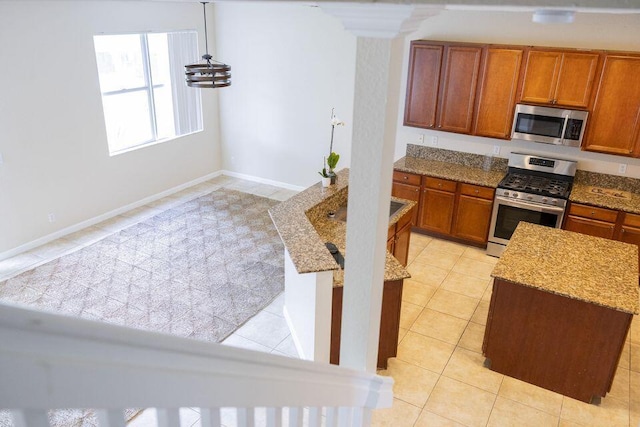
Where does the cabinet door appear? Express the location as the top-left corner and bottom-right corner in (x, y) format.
(452, 195), (494, 245)
(474, 48), (523, 139)
(583, 55), (640, 156)
(404, 43), (443, 129)
(563, 215), (616, 239)
(393, 222), (412, 267)
(520, 51), (562, 105)
(554, 52), (600, 108)
(419, 188), (456, 234)
(391, 182), (420, 226)
(437, 46), (482, 134)
(520, 51), (599, 108)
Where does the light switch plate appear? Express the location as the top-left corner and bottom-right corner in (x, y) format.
(418, 134), (424, 144)
(619, 163), (627, 174)
(493, 145), (501, 155)
(431, 136), (438, 146)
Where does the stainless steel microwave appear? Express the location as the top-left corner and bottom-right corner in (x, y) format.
(511, 104), (588, 147)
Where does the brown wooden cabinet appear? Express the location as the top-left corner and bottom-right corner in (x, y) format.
(437, 45), (482, 133)
(387, 204), (415, 267)
(331, 280), (403, 369)
(582, 54), (640, 157)
(451, 184), (495, 244)
(404, 43), (443, 129)
(391, 171), (421, 226)
(519, 50), (600, 108)
(419, 177), (457, 234)
(404, 41), (481, 134)
(392, 170), (495, 247)
(473, 47), (523, 139)
(563, 203), (617, 239)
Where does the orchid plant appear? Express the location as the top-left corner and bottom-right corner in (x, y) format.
(325, 108), (345, 179)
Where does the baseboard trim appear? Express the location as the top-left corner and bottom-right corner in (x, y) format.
(222, 170), (306, 192)
(0, 171), (222, 262)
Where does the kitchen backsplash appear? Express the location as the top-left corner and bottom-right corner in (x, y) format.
(406, 144), (508, 172)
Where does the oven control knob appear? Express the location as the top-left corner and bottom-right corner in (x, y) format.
(503, 191), (509, 196)
(551, 199), (558, 205)
(513, 192), (519, 198)
(526, 195), (533, 201)
(542, 198), (548, 203)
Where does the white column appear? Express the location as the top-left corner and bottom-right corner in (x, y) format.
(318, 4), (439, 372)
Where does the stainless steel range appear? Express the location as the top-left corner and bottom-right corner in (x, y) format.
(486, 153), (577, 257)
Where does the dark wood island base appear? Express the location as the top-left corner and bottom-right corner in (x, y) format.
(483, 278), (632, 403)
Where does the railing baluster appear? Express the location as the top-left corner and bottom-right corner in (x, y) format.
(337, 407), (352, 427)
(200, 408), (222, 427)
(157, 408), (180, 427)
(353, 407), (371, 427)
(96, 409), (126, 427)
(288, 407), (303, 427)
(325, 407), (338, 427)
(237, 407), (254, 427)
(308, 407), (322, 427)
(266, 407), (282, 427)
(11, 409), (49, 427)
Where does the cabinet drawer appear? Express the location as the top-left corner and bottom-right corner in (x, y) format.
(568, 203), (618, 223)
(393, 170), (422, 186)
(623, 212), (640, 228)
(460, 183), (495, 200)
(424, 177), (457, 192)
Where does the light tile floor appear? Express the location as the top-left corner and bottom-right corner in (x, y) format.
(2, 176), (639, 427)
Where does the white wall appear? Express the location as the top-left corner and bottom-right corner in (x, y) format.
(395, 10), (640, 177)
(214, 2), (356, 188)
(0, 1), (222, 254)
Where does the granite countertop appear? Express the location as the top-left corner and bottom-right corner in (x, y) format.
(269, 168), (413, 285)
(570, 181), (640, 215)
(492, 222), (639, 314)
(394, 156), (506, 188)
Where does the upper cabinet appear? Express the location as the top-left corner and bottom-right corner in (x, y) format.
(582, 54), (640, 156)
(404, 43), (443, 129)
(473, 47), (524, 139)
(404, 41), (481, 134)
(519, 50), (600, 108)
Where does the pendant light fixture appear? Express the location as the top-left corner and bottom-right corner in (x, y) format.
(185, 2), (231, 88)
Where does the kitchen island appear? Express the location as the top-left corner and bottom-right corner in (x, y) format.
(483, 222), (639, 403)
(269, 169), (414, 368)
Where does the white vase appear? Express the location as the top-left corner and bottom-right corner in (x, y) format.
(321, 177), (331, 188)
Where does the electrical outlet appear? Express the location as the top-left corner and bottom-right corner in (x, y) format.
(493, 145), (501, 155)
(418, 134), (424, 144)
(48, 213), (56, 223)
(619, 163), (627, 174)
(431, 136), (438, 146)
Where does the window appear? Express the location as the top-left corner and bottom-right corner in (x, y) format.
(94, 31), (203, 154)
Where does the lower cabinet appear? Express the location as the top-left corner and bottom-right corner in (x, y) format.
(451, 184), (495, 244)
(330, 280), (403, 369)
(563, 203), (640, 270)
(392, 170), (495, 246)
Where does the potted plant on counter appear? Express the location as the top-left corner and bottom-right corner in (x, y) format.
(325, 108), (345, 185)
(319, 157), (331, 188)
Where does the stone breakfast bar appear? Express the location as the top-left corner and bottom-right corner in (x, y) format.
(269, 169), (415, 368)
(484, 222), (640, 403)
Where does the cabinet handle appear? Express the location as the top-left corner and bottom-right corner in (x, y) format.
(438, 183), (442, 187)
(403, 176), (408, 180)
(437, 125), (442, 128)
(415, 188), (419, 192)
(622, 229), (626, 233)
(429, 124), (434, 128)
(474, 190), (479, 194)
(591, 211), (595, 216)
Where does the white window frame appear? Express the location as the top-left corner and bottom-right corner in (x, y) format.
(94, 31), (203, 156)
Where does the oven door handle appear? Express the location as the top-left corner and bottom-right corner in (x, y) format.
(495, 196), (566, 214)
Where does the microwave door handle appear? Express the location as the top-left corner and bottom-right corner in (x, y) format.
(560, 114), (570, 144)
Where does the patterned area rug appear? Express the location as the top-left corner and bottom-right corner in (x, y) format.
(0, 189), (284, 426)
